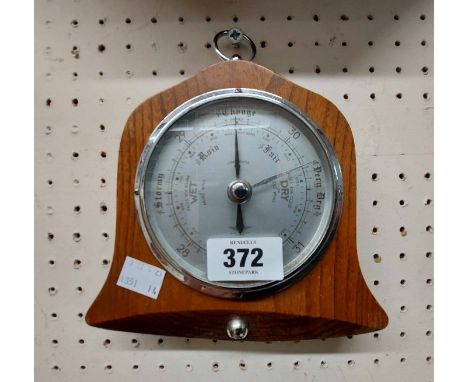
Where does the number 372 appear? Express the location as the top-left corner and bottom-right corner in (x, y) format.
(223, 248), (263, 268)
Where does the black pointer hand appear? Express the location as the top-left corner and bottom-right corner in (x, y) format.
(252, 161), (313, 188)
(236, 204), (245, 234)
(234, 123), (240, 178)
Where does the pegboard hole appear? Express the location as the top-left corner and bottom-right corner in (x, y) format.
(98, 18), (106, 25)
(72, 151), (79, 159)
(52, 339), (58, 345)
(102, 258), (110, 266)
(420, 14), (426, 20)
(342, 67), (348, 73)
(72, 232), (81, 242)
(48, 232), (54, 241)
(51, 365), (60, 372)
(340, 14), (349, 21)
(373, 280), (380, 286)
(320, 360), (328, 368)
(132, 364), (139, 370)
(373, 254), (381, 263)
(126, 43), (132, 50)
(132, 338), (140, 347)
(179, 69), (185, 75)
(77, 312), (83, 319)
(100, 151), (107, 158)
(396, 66), (402, 73)
(232, 15), (239, 23)
(98, 71), (104, 77)
(158, 363), (165, 370)
(152, 70), (158, 76)
(421, 40), (427, 46)
(100, 203), (108, 213)
(185, 363), (193, 372)
(347, 360), (355, 367)
(399, 252), (406, 260)
(97, 44), (106, 52)
(76, 286), (83, 293)
(46, 98), (52, 107)
(426, 304), (433, 311)
(288, 68), (295, 74)
(400, 305), (407, 312)
(125, 17), (131, 24)
(100, 178), (107, 187)
(422, 66), (429, 74)
(315, 66), (321, 74)
(45, 125), (52, 135)
(313, 14), (319, 22)
(400, 279), (406, 286)
(426, 251), (433, 259)
(395, 40), (401, 47)
(426, 225), (433, 233)
(374, 358), (380, 365)
(48, 286), (57, 295)
(423, 92), (429, 99)
(48, 259), (55, 266)
(47, 179), (53, 187)
(372, 226), (378, 234)
(399, 200), (405, 206)
(287, 41), (294, 47)
(371, 173), (378, 181)
(426, 330), (432, 336)
(105, 365), (112, 372)
(80, 365), (86, 371)
(425, 198), (432, 205)
(341, 41), (348, 47)
(424, 172), (431, 179)
(426, 278), (433, 285)
(71, 19), (78, 27)
(399, 226), (407, 236)
(400, 357), (407, 364)
(287, 15), (293, 21)
(370, 93), (376, 100)
(396, 93), (402, 99)
(394, 14), (400, 20)
(72, 98), (79, 106)
(367, 15), (374, 21)
(178, 16), (184, 23)
(399, 172), (406, 180)
(102, 232), (109, 240)
(73, 259), (81, 268)
(266, 361), (273, 368)
(369, 66), (375, 73)
(260, 41), (267, 48)
(151, 17), (157, 23)
(293, 360), (300, 369)
(73, 203), (81, 211)
(212, 361), (219, 371)
(103, 339), (111, 347)
(51, 312), (58, 319)
(158, 338), (164, 345)
(259, 16), (265, 22)
(426, 356), (432, 363)
(373, 333), (379, 339)
(368, 41), (374, 46)
(372, 200), (378, 206)
(343, 94), (349, 100)
(400, 331), (406, 338)
(314, 41), (319, 46)
(205, 42), (212, 49)
(78, 338), (84, 344)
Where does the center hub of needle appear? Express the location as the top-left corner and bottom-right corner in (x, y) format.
(227, 179), (252, 204)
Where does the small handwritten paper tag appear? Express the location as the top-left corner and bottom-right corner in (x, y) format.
(117, 256), (166, 299)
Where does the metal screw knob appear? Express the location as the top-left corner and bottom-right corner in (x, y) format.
(228, 28), (243, 45)
(226, 317), (248, 340)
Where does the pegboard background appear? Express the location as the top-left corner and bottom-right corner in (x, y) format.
(34, 0), (433, 381)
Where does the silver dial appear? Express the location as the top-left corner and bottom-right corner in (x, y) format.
(135, 89), (343, 298)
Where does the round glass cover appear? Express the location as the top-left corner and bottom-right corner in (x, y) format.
(135, 89), (343, 298)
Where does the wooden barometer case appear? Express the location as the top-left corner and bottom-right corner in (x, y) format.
(86, 58), (388, 341)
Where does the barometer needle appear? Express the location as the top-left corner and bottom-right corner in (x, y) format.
(236, 204), (245, 234)
(234, 122), (244, 234)
(252, 161), (313, 188)
(234, 122), (240, 178)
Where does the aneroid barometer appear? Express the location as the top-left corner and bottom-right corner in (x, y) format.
(87, 29), (388, 341)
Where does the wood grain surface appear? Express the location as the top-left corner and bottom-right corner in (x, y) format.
(86, 60), (388, 341)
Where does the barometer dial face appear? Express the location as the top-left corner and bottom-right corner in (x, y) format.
(135, 89), (343, 298)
